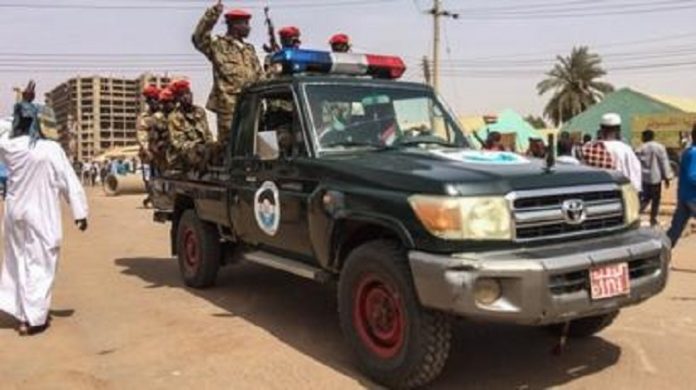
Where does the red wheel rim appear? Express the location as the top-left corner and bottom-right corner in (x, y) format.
(183, 227), (200, 270)
(353, 273), (405, 359)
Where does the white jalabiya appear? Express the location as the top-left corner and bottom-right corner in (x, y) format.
(0, 135), (88, 326)
(603, 140), (643, 192)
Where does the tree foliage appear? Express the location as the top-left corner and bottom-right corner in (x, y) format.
(537, 46), (614, 126)
(525, 115), (547, 129)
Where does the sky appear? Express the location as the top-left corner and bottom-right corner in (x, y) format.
(1, 0), (696, 123)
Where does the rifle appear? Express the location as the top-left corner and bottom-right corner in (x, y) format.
(262, 6), (280, 54)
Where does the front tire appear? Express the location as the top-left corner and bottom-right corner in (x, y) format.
(338, 240), (452, 389)
(548, 311), (619, 338)
(176, 210), (221, 288)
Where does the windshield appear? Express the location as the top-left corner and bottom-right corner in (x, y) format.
(304, 84), (468, 152)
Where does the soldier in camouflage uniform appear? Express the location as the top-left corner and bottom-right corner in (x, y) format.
(136, 85), (160, 207)
(148, 88), (176, 173)
(192, 1), (263, 147)
(167, 80), (213, 172)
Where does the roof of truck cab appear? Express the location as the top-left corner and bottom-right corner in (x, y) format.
(246, 75), (432, 91)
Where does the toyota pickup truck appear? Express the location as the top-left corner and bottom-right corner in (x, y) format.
(152, 49), (670, 389)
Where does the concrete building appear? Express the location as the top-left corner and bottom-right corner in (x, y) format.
(46, 73), (177, 160)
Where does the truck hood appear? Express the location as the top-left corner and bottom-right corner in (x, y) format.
(316, 148), (623, 196)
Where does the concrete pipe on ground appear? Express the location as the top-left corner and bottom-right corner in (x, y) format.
(103, 174), (147, 196)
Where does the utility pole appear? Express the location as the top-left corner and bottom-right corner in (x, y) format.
(429, 1), (458, 93)
(422, 56), (431, 85)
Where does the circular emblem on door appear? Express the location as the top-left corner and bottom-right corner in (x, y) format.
(254, 181), (281, 236)
(561, 199), (587, 226)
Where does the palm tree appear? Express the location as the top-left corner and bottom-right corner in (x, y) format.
(537, 46), (614, 126)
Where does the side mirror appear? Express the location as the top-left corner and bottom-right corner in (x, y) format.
(256, 131), (279, 161)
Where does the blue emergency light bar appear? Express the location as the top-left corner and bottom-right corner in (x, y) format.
(270, 49), (407, 80)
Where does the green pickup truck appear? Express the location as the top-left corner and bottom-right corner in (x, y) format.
(152, 50), (670, 389)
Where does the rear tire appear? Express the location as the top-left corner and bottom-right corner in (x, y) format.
(338, 240), (452, 389)
(176, 210), (221, 288)
(547, 310), (619, 338)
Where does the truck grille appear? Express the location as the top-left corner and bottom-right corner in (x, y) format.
(548, 255), (662, 296)
(511, 185), (625, 242)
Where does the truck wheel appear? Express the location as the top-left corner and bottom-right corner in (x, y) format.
(176, 210), (220, 289)
(338, 240), (452, 389)
(548, 310), (619, 338)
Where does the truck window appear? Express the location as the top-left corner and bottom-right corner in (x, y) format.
(233, 94), (258, 157)
(304, 84), (467, 152)
(254, 91), (305, 159)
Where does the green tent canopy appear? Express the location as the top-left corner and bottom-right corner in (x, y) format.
(473, 109), (544, 152)
(561, 88), (683, 141)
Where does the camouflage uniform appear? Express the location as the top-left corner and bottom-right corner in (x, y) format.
(147, 112), (170, 172)
(167, 105), (213, 171)
(136, 109), (156, 162)
(192, 6), (263, 145)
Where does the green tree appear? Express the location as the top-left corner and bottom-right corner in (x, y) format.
(537, 46), (614, 126)
(525, 115), (547, 129)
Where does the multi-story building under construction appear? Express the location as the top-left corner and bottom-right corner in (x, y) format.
(45, 73), (178, 161)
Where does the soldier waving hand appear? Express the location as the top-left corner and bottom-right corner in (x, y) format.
(192, 0), (263, 148)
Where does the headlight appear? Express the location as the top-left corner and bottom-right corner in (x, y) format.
(409, 195), (512, 240)
(621, 184), (640, 225)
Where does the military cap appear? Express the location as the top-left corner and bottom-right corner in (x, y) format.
(159, 88), (175, 102)
(225, 9), (252, 21)
(170, 79), (191, 96)
(279, 26), (301, 39)
(142, 85), (161, 99)
(329, 33), (350, 45)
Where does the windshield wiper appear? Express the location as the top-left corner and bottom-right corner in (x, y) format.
(395, 138), (456, 148)
(324, 140), (391, 150)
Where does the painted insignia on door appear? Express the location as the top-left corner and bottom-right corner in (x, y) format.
(254, 181), (281, 236)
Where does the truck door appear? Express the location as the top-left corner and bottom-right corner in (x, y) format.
(231, 88), (317, 260)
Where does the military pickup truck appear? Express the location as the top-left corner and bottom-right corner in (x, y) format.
(152, 49), (670, 389)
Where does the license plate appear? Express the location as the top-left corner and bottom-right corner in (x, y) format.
(590, 263), (630, 300)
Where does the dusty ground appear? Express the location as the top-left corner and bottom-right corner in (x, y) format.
(0, 189), (695, 390)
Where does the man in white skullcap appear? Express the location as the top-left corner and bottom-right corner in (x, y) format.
(598, 113), (642, 192)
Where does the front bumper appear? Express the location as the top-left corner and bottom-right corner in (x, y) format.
(409, 228), (670, 325)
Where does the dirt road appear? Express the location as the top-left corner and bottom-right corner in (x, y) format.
(1, 190), (695, 389)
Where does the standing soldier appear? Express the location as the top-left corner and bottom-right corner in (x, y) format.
(329, 33), (351, 53)
(149, 88), (176, 174)
(192, 0), (263, 147)
(167, 80), (213, 172)
(278, 26), (301, 49)
(136, 85), (160, 207)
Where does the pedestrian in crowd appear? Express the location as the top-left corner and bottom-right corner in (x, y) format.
(0, 81), (88, 336)
(637, 129), (673, 226)
(329, 33), (351, 53)
(167, 80), (213, 172)
(278, 26), (301, 49)
(526, 138), (547, 158)
(192, 0), (263, 147)
(667, 124), (696, 247)
(582, 113), (642, 192)
(557, 137), (581, 165)
(484, 131), (506, 151)
(81, 160), (92, 185)
(100, 160), (109, 186)
(583, 134), (592, 145)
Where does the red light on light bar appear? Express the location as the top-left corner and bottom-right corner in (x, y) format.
(365, 54), (406, 79)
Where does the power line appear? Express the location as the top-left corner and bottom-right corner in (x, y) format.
(0, 0), (399, 11)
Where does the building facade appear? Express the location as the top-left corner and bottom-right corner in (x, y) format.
(46, 73), (177, 160)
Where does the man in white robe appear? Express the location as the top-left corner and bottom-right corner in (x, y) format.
(600, 113), (643, 192)
(0, 82), (88, 335)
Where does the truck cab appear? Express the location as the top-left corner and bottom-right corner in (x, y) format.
(152, 49), (670, 389)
